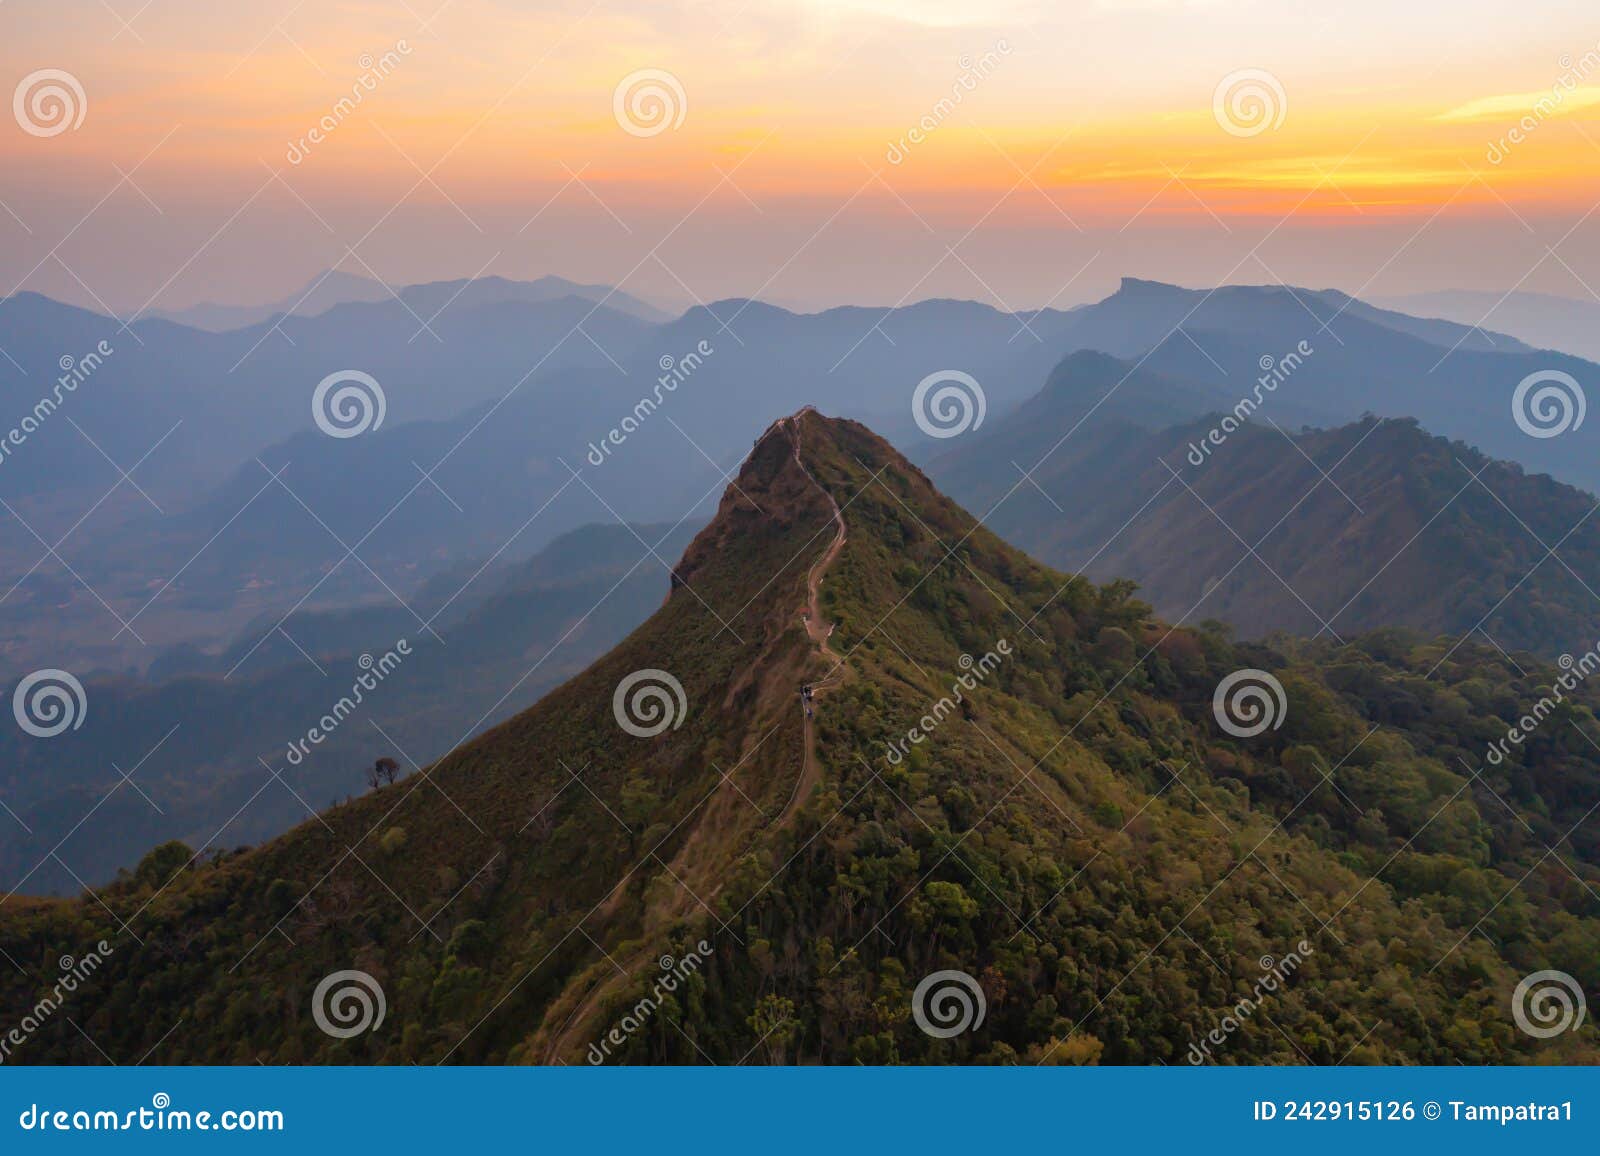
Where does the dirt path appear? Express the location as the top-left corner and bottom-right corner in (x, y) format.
(541, 413), (848, 1063)
(783, 412), (847, 825)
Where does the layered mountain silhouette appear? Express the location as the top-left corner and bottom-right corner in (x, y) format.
(1063, 280), (1599, 495)
(3, 411), (1595, 1065)
(0, 285), (1079, 675)
(0, 288), (655, 503)
(933, 351), (1600, 657)
(144, 272), (672, 332)
(1376, 289), (1600, 364)
(143, 271), (394, 331)
(6, 276), (1597, 680)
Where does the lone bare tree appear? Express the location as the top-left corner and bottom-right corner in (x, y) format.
(367, 756), (400, 790)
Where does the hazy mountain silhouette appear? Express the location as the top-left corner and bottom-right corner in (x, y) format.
(144, 272), (673, 332)
(1028, 282), (1600, 495)
(6, 278), (1596, 681)
(0, 288), (655, 500)
(933, 353), (1600, 656)
(1375, 289), (1600, 363)
(144, 271), (393, 331)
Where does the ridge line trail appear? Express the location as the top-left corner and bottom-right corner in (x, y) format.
(539, 415), (847, 1063)
(784, 412), (848, 825)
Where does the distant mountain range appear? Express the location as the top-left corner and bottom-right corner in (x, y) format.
(4, 272), (1598, 747)
(932, 350), (1600, 657)
(3, 410), (1595, 1065)
(1046, 279), (1598, 496)
(143, 271), (394, 331)
(144, 271), (673, 331)
(1375, 289), (1600, 363)
(0, 284), (1088, 676)
(0, 286), (657, 500)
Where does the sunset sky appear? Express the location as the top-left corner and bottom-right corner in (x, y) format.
(4, 0), (1599, 313)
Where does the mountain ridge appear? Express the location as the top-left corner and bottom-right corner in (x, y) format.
(140, 272), (674, 331)
(931, 350), (1600, 657)
(4, 409), (1597, 1066)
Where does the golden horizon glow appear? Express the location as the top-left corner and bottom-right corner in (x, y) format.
(3, 0), (1599, 309)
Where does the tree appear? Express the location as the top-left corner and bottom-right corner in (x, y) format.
(367, 756), (400, 790)
(746, 994), (801, 1064)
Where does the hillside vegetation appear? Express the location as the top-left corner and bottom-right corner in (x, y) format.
(2, 411), (1596, 1065)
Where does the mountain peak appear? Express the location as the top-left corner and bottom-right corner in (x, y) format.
(1113, 276), (1190, 299)
(674, 408), (865, 592)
